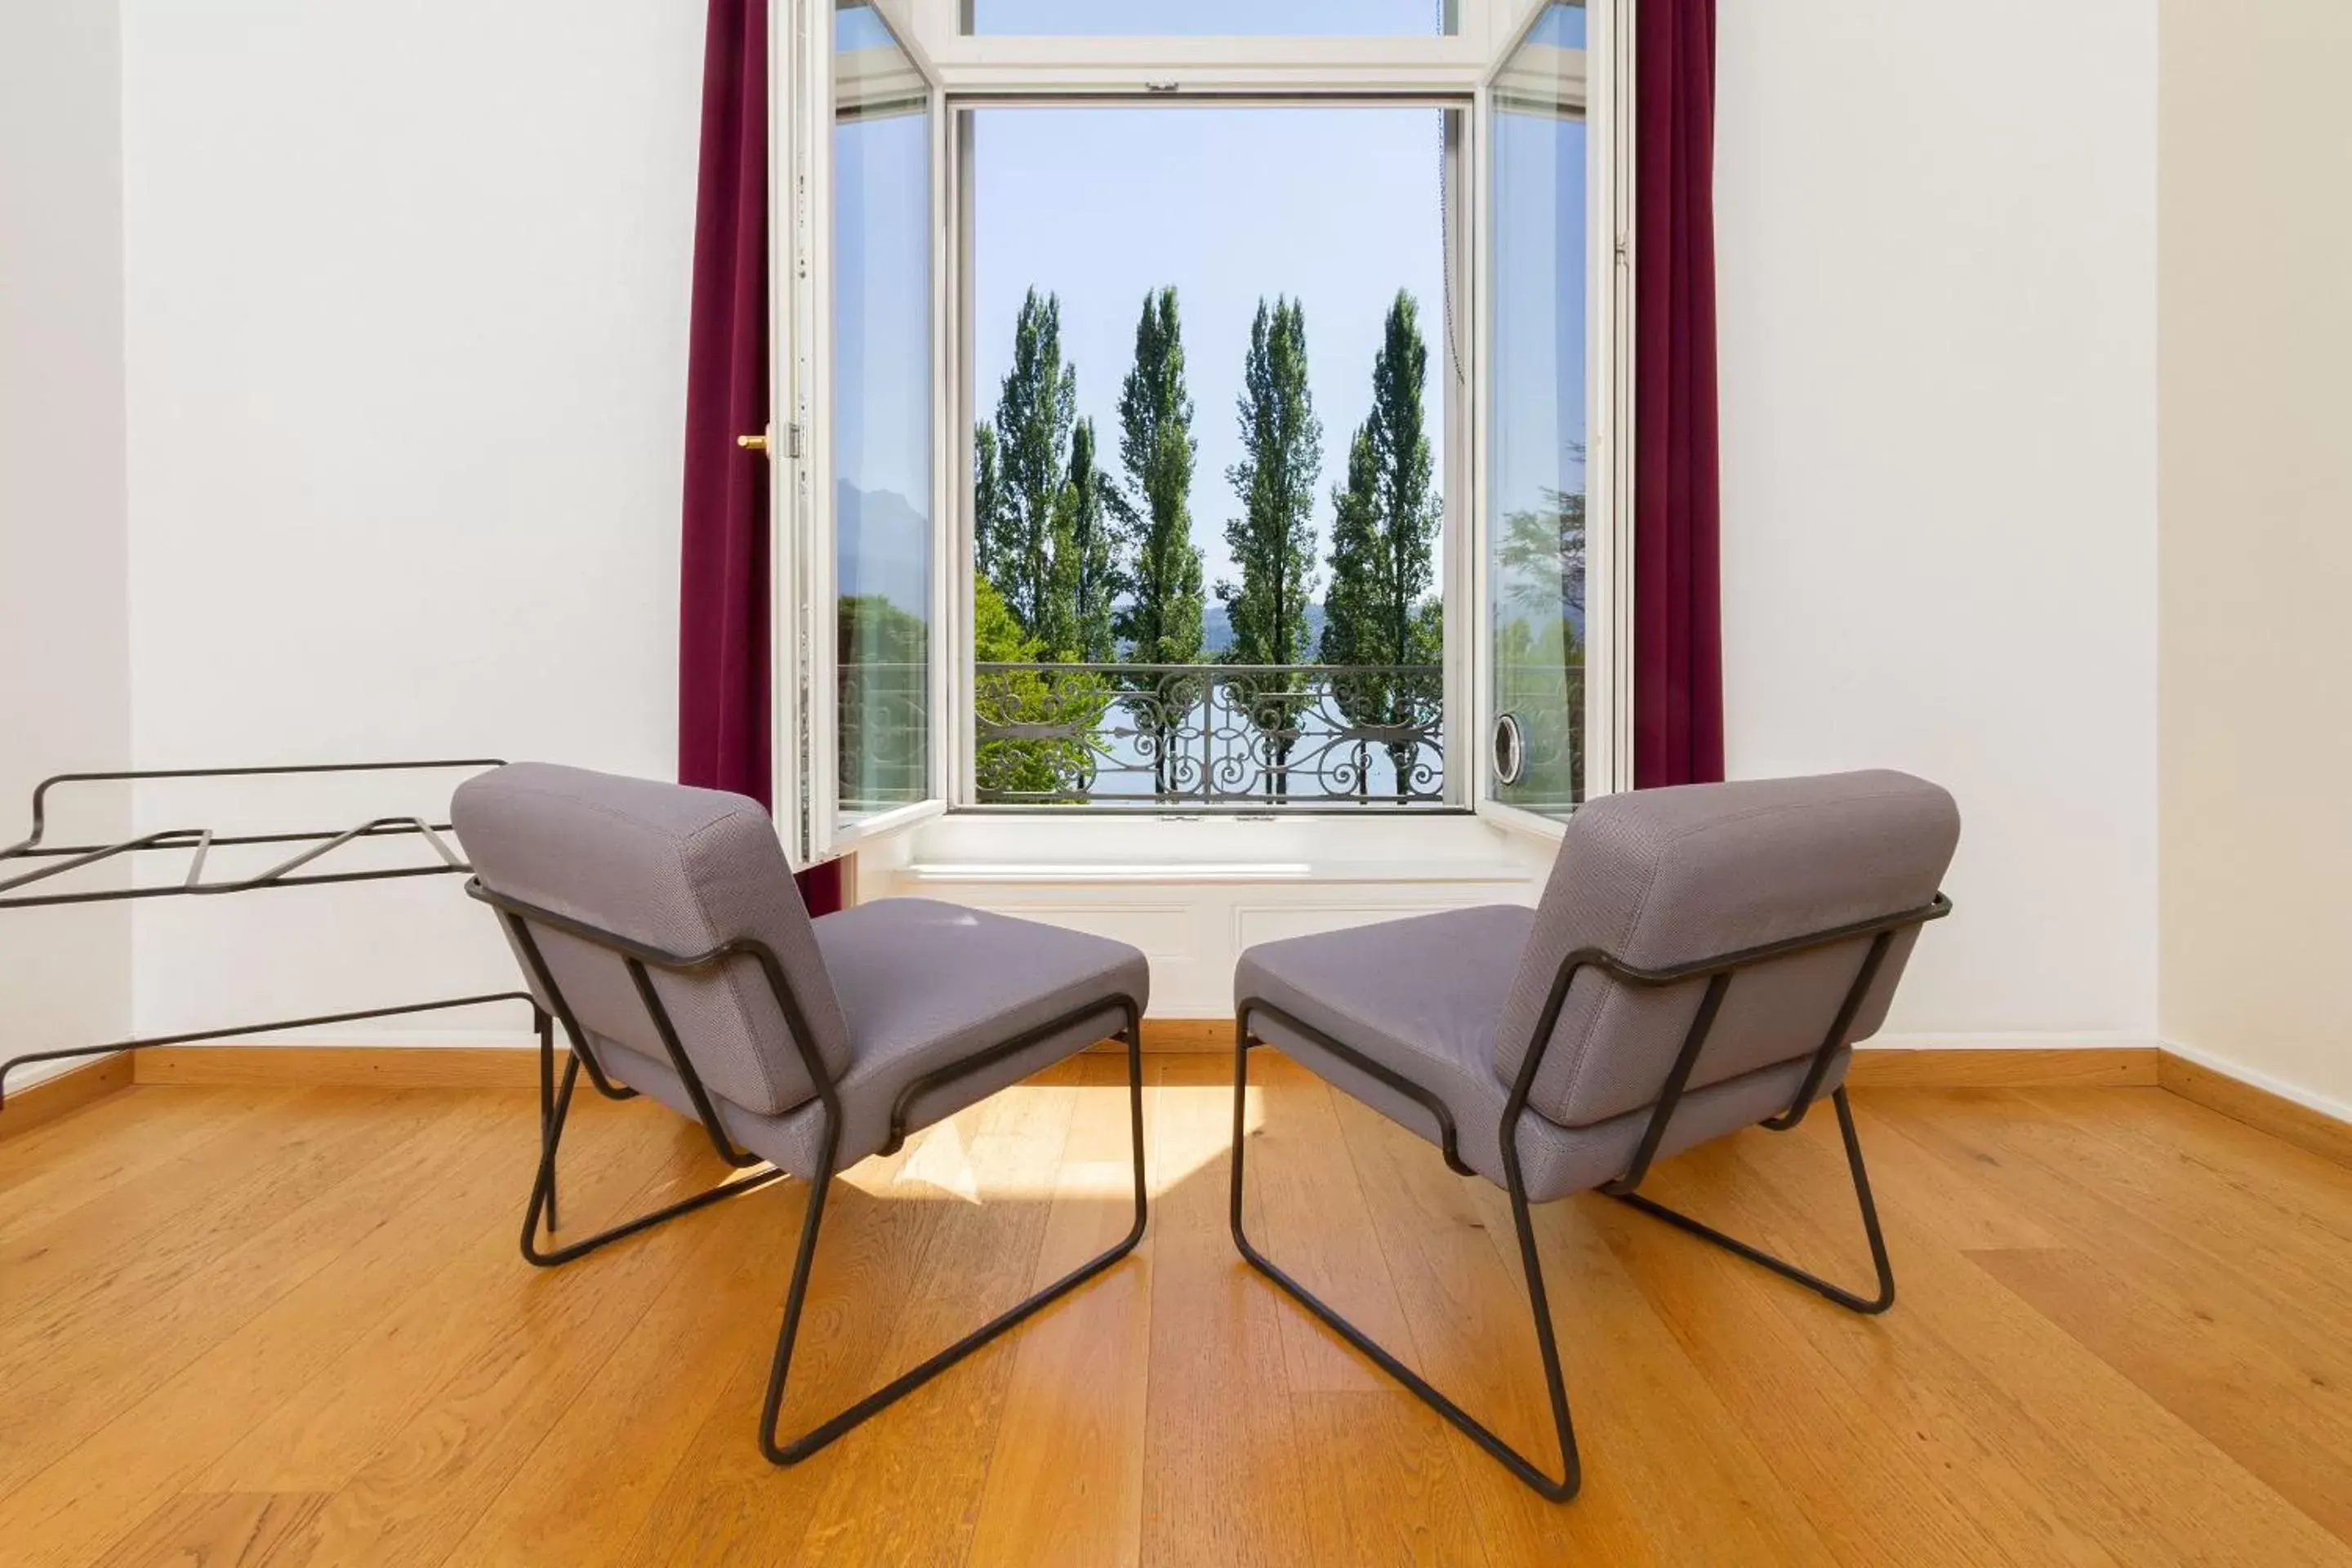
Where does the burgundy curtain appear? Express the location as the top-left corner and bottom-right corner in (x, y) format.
(1632, 0), (1726, 787)
(678, 0), (845, 915)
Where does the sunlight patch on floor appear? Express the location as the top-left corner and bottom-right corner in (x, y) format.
(825, 1077), (1265, 1204)
(893, 1116), (983, 1200)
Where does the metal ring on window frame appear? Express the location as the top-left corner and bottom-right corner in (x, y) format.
(1493, 712), (1526, 786)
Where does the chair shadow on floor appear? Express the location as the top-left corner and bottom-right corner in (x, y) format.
(461, 1045), (1898, 1567)
(22, 1057), (2351, 1568)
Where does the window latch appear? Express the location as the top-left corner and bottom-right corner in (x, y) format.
(742, 425), (804, 458)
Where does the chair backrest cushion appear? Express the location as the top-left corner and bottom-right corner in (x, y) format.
(452, 763), (851, 1116)
(1491, 771), (1958, 1129)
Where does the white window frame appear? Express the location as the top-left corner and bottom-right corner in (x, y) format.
(774, 0), (955, 864)
(945, 91), (1476, 813)
(1469, 0), (1635, 844)
(777, 0), (1631, 856)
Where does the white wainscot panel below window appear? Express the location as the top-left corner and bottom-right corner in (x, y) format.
(866, 814), (1551, 1017)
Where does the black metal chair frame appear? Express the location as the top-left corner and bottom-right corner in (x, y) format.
(1231, 892), (1952, 1503)
(464, 878), (1148, 1466)
(0, 760), (536, 1112)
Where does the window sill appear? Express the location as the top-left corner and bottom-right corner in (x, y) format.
(901, 858), (1535, 886)
(1476, 799), (1572, 845)
(862, 808), (1552, 1014)
(880, 806), (1549, 888)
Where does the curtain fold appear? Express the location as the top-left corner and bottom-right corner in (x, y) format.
(679, 0), (845, 913)
(1632, 0), (1726, 787)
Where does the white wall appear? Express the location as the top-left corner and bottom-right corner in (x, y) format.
(1, 0), (134, 1088)
(2157, 0), (2352, 1114)
(43, 0), (2167, 1053)
(1714, 0), (2160, 1045)
(900, 0), (2164, 1045)
(118, 0), (705, 1043)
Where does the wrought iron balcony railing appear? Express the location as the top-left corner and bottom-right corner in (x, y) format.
(974, 662), (1446, 808)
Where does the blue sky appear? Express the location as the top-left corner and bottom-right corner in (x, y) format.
(834, 1), (1592, 623)
(973, 105), (1451, 596)
(833, 97), (933, 614)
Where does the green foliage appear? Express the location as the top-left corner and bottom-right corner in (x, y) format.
(972, 572), (1061, 797)
(1410, 595), (1442, 667)
(1043, 417), (1119, 662)
(982, 290), (1119, 669)
(1493, 482), (1587, 808)
(1321, 425), (1383, 670)
(1107, 287), (1205, 796)
(987, 288), (1077, 633)
(972, 572), (1111, 800)
(973, 569), (1036, 664)
(1219, 296), (1323, 799)
(967, 281), (1493, 808)
(1498, 479), (1585, 626)
(973, 422), (1005, 575)
(1371, 292), (1441, 653)
(1112, 287), (1205, 668)
(1320, 292), (1443, 799)
(1220, 296), (1322, 668)
(835, 592), (928, 811)
(1494, 612), (1583, 813)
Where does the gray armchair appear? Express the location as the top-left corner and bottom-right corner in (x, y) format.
(452, 763), (1149, 1464)
(1231, 770), (1958, 1502)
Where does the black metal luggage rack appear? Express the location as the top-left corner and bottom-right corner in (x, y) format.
(0, 760), (537, 1111)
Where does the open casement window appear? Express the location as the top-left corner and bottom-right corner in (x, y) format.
(774, 0), (1628, 858)
(774, 0), (952, 864)
(1472, 0), (1631, 835)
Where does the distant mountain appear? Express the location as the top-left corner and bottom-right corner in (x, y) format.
(835, 482), (930, 617)
(1199, 601), (1326, 659)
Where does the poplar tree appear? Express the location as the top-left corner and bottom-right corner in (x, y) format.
(1321, 425), (1383, 675)
(1320, 291), (1443, 799)
(1043, 417), (1118, 662)
(1112, 287), (1205, 795)
(988, 288), (1076, 634)
(1220, 296), (1322, 798)
(1320, 423), (1387, 795)
(973, 423), (1006, 581)
(1112, 287), (1205, 666)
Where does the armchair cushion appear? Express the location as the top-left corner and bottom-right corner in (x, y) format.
(1237, 906), (1841, 1202)
(590, 898), (1148, 1178)
(454, 763), (851, 1117)
(1493, 772), (1958, 1129)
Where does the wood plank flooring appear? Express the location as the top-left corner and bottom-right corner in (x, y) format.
(2, 1056), (2349, 1566)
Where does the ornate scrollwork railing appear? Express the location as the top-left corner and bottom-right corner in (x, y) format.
(973, 662), (1446, 807)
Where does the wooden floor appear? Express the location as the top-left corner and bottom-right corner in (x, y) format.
(4, 1056), (2351, 1566)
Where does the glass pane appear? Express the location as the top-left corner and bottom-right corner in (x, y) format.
(969, 0), (1455, 38)
(834, 1), (933, 822)
(1487, 0), (1587, 816)
(967, 105), (1450, 808)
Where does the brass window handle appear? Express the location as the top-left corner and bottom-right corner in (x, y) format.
(737, 432), (769, 453)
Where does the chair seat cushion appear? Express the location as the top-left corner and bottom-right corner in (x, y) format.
(588, 898), (1148, 1178)
(1236, 906), (1846, 1202)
